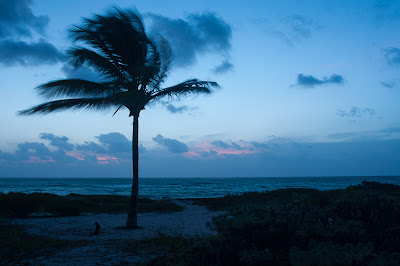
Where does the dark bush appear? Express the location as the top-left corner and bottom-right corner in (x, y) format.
(333, 191), (400, 233)
(184, 182), (400, 265)
(0, 192), (39, 217)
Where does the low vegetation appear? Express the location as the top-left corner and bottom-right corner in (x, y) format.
(127, 181), (400, 265)
(2, 181), (400, 265)
(0, 224), (81, 264)
(0, 193), (183, 218)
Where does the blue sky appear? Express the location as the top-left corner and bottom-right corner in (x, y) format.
(1, 0), (400, 177)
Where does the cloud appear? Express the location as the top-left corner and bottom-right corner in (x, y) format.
(146, 12), (232, 67)
(152, 134), (189, 153)
(200, 149), (218, 158)
(0, 0), (49, 38)
(374, 0), (395, 10)
(0, 1), (64, 67)
(40, 133), (74, 151)
(271, 14), (321, 45)
(378, 127), (400, 133)
(373, 0), (400, 22)
(337, 106), (376, 118)
(76, 141), (107, 154)
(77, 132), (147, 154)
(381, 81), (395, 88)
(96, 132), (132, 154)
(166, 104), (190, 114)
(0, 141), (76, 165)
(296, 74), (344, 88)
(0, 39), (64, 66)
(1, 132), (400, 177)
(0, 132), (145, 177)
(213, 59), (234, 74)
(249, 141), (270, 150)
(164, 103), (198, 114)
(328, 127), (400, 141)
(384, 47), (400, 66)
(211, 140), (242, 150)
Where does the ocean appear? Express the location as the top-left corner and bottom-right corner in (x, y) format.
(1, 176), (400, 199)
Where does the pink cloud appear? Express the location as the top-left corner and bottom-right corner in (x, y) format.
(96, 155), (119, 164)
(23, 156), (55, 164)
(185, 141), (259, 158)
(65, 151), (84, 160)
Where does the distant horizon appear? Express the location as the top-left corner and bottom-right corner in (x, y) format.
(2, 175), (400, 199)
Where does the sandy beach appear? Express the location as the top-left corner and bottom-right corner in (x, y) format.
(7, 200), (224, 265)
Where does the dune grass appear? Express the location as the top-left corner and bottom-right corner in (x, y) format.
(0, 193), (183, 218)
(125, 181), (400, 265)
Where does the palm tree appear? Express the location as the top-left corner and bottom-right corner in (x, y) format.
(19, 7), (218, 228)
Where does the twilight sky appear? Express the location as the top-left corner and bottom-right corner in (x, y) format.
(1, 0), (400, 177)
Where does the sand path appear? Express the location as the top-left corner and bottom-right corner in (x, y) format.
(9, 200), (225, 265)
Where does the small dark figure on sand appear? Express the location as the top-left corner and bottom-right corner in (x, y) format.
(93, 222), (100, 235)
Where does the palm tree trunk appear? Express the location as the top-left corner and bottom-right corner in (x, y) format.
(126, 112), (140, 228)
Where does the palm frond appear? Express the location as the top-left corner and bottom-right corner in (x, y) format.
(69, 25), (129, 78)
(73, 9), (149, 73)
(146, 36), (172, 91)
(19, 7), (218, 118)
(113, 7), (145, 33)
(150, 79), (219, 101)
(67, 47), (127, 81)
(112, 105), (124, 116)
(35, 79), (122, 99)
(18, 98), (118, 115)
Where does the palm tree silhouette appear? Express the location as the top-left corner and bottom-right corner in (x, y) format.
(19, 8), (218, 228)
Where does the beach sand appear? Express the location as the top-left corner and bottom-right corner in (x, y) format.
(8, 199), (224, 265)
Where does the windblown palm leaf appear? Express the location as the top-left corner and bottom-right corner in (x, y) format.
(19, 7), (218, 228)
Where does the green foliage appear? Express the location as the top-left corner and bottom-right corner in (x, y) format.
(0, 192), (183, 218)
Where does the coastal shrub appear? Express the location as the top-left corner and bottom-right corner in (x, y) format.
(0, 192), (39, 217)
(200, 183), (400, 264)
(0, 192), (83, 217)
(45, 198), (81, 216)
(207, 201), (310, 264)
(333, 191), (400, 233)
(65, 194), (183, 213)
(0, 192), (183, 217)
(348, 181), (400, 195)
(377, 226), (400, 252)
(306, 189), (345, 207)
(368, 251), (400, 266)
(0, 224), (78, 264)
(126, 182), (400, 265)
(136, 233), (274, 266)
(289, 241), (374, 266)
(194, 188), (318, 212)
